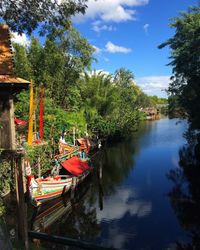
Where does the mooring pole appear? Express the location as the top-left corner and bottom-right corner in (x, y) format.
(98, 162), (104, 211)
(15, 153), (29, 249)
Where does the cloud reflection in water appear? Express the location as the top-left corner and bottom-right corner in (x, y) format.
(97, 187), (152, 222)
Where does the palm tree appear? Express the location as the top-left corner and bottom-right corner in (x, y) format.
(114, 67), (134, 88)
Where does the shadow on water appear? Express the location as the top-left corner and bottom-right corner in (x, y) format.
(167, 130), (200, 249)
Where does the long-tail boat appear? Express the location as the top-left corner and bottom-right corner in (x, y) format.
(27, 155), (91, 206)
(77, 136), (101, 153)
(31, 179), (91, 231)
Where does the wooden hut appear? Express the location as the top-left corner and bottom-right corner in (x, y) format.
(0, 24), (30, 150)
(141, 107), (160, 120)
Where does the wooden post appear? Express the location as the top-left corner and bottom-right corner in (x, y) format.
(0, 94), (16, 150)
(15, 154), (29, 249)
(9, 96), (16, 150)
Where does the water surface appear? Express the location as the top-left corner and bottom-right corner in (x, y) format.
(32, 118), (196, 249)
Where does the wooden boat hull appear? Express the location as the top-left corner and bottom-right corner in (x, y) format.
(28, 169), (91, 206)
(31, 179), (92, 231)
(28, 175), (72, 206)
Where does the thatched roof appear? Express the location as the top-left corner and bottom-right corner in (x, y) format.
(0, 24), (30, 87)
(0, 75), (30, 84)
(0, 24), (14, 75)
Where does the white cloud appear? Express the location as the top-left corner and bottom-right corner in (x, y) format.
(11, 32), (30, 47)
(143, 23), (149, 34)
(74, 0), (149, 23)
(102, 5), (136, 22)
(92, 41), (132, 58)
(92, 20), (115, 33)
(136, 75), (171, 97)
(105, 41), (132, 53)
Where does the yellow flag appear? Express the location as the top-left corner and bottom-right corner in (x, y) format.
(28, 80), (34, 145)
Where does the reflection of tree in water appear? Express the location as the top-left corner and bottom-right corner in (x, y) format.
(96, 142), (135, 194)
(167, 131), (200, 249)
(93, 122), (151, 195)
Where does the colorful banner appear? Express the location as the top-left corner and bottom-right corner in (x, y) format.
(28, 80), (34, 145)
(39, 85), (44, 140)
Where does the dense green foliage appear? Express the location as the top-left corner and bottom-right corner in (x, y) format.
(13, 33), (159, 143)
(148, 96), (167, 106)
(15, 90), (87, 143)
(167, 95), (185, 118)
(0, 0), (88, 35)
(78, 70), (147, 138)
(159, 6), (200, 127)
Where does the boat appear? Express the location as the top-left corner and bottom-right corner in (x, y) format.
(31, 179), (92, 231)
(77, 136), (101, 153)
(27, 175), (73, 206)
(27, 155), (91, 206)
(58, 129), (79, 155)
(58, 140), (79, 155)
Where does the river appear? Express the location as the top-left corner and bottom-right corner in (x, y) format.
(5, 117), (200, 249)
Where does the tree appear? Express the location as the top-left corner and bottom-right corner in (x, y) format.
(114, 67), (135, 88)
(28, 37), (45, 84)
(13, 28), (94, 109)
(159, 6), (200, 128)
(78, 69), (146, 137)
(0, 0), (88, 35)
(13, 43), (32, 79)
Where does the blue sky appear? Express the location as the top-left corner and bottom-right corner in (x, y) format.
(11, 0), (198, 97)
(72, 0), (198, 97)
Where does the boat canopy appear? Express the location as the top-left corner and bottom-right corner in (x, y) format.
(14, 118), (27, 126)
(61, 156), (89, 176)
